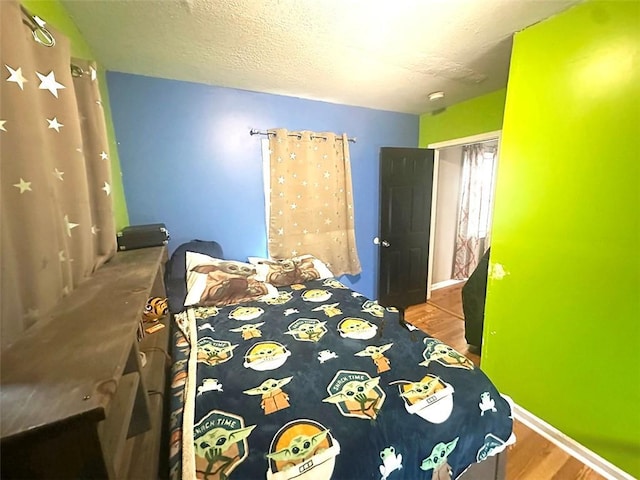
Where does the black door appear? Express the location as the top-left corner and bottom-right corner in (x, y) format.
(378, 147), (435, 310)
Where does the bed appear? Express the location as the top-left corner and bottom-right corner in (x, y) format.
(165, 241), (515, 480)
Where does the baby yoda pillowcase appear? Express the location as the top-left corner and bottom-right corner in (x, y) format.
(184, 252), (277, 307)
(248, 254), (333, 287)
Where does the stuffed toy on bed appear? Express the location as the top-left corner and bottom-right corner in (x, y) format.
(142, 296), (168, 322)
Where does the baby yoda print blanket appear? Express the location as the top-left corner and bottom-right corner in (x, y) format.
(170, 279), (514, 480)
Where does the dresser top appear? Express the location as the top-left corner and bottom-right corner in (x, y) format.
(0, 246), (167, 441)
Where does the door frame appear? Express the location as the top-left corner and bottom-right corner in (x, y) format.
(425, 130), (502, 300)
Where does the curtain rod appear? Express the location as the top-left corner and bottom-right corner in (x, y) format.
(462, 138), (498, 147)
(250, 129), (356, 143)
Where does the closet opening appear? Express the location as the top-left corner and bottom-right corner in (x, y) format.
(426, 131), (500, 299)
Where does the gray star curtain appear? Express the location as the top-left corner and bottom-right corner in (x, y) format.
(1, 1), (116, 348)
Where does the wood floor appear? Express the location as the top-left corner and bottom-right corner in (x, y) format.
(406, 283), (605, 480)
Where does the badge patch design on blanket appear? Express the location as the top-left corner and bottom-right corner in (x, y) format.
(266, 419), (340, 480)
(193, 410), (255, 480)
(390, 374), (454, 424)
(323, 370), (385, 419)
(284, 318), (328, 342)
(476, 433), (506, 462)
(420, 338), (475, 370)
(243, 341), (291, 371)
(197, 338), (238, 367)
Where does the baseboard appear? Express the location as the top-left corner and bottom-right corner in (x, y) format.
(512, 403), (635, 480)
(431, 278), (466, 290)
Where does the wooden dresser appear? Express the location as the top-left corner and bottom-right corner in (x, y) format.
(0, 246), (170, 479)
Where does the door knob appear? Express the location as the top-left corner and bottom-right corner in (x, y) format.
(374, 237), (390, 247)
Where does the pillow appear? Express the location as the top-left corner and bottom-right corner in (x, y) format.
(248, 254), (333, 287)
(164, 239), (223, 313)
(184, 252), (276, 307)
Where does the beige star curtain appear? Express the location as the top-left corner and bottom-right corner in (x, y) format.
(267, 129), (361, 276)
(1, 1), (116, 347)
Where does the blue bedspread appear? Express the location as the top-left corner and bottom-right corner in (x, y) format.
(170, 279), (513, 480)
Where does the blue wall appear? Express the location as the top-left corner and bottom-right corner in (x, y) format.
(107, 72), (418, 298)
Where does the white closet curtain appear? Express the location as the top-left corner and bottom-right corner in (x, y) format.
(453, 144), (496, 279)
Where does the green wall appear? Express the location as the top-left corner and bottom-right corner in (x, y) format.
(418, 88), (506, 146)
(21, 0), (129, 230)
(481, 1), (640, 476)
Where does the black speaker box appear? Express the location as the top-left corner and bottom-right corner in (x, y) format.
(117, 223), (170, 251)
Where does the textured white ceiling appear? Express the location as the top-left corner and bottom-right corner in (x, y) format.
(60, 0), (581, 114)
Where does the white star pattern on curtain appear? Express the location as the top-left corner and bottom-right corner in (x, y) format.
(64, 214), (79, 237)
(267, 129), (361, 277)
(13, 178), (32, 193)
(47, 117), (63, 131)
(5, 64), (27, 89)
(1, 1), (116, 345)
(0, 65), (116, 251)
(7, 66), (80, 238)
(36, 70), (65, 97)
